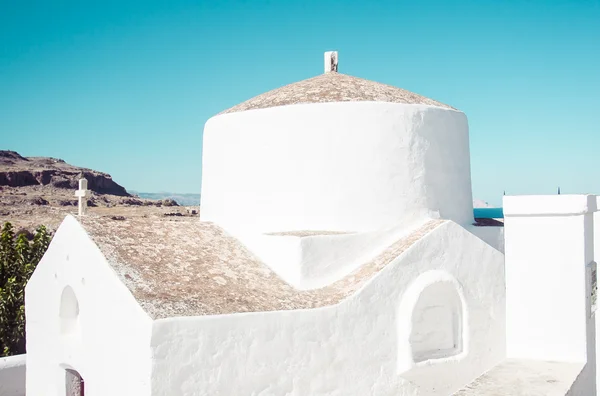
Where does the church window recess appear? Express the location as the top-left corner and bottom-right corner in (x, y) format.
(59, 286), (80, 335)
(409, 281), (463, 362)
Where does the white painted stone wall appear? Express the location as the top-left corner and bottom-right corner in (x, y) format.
(149, 221), (505, 396)
(504, 194), (598, 395)
(504, 195), (594, 363)
(466, 224), (504, 253)
(588, 196), (600, 389)
(594, 195), (600, 395)
(238, 219), (426, 290)
(25, 216), (153, 396)
(0, 354), (26, 396)
(201, 102), (474, 235)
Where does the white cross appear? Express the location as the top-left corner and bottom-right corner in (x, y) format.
(75, 178), (89, 216)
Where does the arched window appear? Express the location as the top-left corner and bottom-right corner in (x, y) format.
(59, 286), (79, 335)
(409, 281), (463, 362)
(397, 271), (468, 374)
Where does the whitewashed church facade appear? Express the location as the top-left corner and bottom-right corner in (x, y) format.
(11, 52), (599, 395)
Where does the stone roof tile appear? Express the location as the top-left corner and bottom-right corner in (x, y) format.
(79, 216), (443, 319)
(220, 72), (454, 115)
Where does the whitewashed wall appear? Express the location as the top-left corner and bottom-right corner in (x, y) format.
(594, 196), (600, 395)
(504, 195), (594, 362)
(238, 219), (425, 290)
(466, 224), (504, 253)
(25, 216), (153, 396)
(201, 102), (474, 235)
(0, 354), (26, 396)
(150, 221), (505, 396)
(504, 195), (597, 394)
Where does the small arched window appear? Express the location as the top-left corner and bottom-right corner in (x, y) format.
(59, 286), (79, 335)
(409, 281), (463, 362)
(397, 271), (468, 374)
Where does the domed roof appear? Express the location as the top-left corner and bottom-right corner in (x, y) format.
(220, 55), (454, 115)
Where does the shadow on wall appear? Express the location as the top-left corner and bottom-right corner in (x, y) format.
(0, 354), (26, 396)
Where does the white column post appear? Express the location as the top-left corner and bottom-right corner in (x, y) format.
(504, 194), (596, 363)
(324, 51), (338, 73)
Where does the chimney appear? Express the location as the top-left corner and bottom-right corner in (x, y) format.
(324, 51), (338, 73)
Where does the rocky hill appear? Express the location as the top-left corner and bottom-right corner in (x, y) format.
(0, 150), (179, 209)
(0, 150), (129, 195)
(132, 191), (201, 206)
(0, 150), (194, 233)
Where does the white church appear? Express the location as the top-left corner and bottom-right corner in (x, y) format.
(5, 52), (599, 395)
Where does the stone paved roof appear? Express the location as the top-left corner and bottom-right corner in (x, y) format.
(453, 359), (584, 396)
(79, 215), (443, 319)
(220, 72), (454, 114)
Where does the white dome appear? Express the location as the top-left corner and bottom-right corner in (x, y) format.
(201, 99), (473, 234)
(201, 51), (472, 234)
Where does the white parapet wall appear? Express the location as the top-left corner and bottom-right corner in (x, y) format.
(503, 194), (598, 394)
(0, 354), (26, 396)
(201, 102), (474, 235)
(504, 194), (596, 363)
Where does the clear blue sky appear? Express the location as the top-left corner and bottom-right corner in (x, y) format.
(1, 0), (599, 206)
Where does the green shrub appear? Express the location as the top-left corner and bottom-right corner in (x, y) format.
(0, 222), (51, 356)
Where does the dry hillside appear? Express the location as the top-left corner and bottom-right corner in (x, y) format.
(0, 150), (197, 233)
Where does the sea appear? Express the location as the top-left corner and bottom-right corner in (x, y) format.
(473, 207), (504, 219)
(133, 190), (505, 218)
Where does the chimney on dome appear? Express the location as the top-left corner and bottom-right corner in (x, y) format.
(324, 51), (338, 73)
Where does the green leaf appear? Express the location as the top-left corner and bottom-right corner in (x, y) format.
(0, 221), (52, 356)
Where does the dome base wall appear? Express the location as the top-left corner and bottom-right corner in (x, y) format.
(200, 102), (473, 234)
